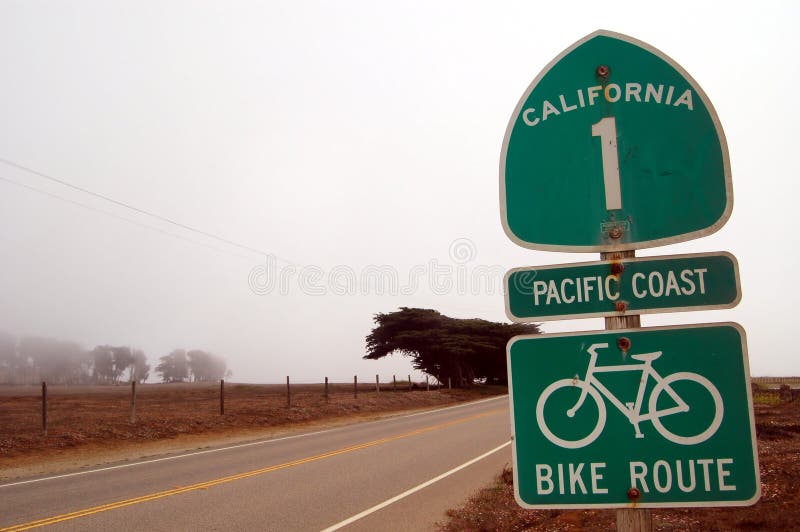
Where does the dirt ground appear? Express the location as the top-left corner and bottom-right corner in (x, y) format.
(439, 396), (800, 531)
(0, 382), (502, 480)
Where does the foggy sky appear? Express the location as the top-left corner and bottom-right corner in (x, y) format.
(0, 1), (797, 382)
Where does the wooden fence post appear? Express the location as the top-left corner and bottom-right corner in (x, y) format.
(286, 376), (291, 408)
(375, 374), (380, 393)
(448, 377), (451, 390)
(354, 375), (358, 398)
(130, 380), (137, 424)
(426, 375), (430, 391)
(220, 379), (225, 415)
(408, 374), (412, 390)
(41, 381), (47, 436)
(393, 375), (397, 391)
(324, 376), (329, 402)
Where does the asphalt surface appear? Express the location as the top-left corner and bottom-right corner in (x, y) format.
(0, 395), (511, 531)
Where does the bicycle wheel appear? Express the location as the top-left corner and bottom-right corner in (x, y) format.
(536, 379), (606, 449)
(649, 372), (723, 445)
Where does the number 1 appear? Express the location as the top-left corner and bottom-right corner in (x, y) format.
(592, 117), (622, 211)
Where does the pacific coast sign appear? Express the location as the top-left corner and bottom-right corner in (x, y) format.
(505, 252), (740, 321)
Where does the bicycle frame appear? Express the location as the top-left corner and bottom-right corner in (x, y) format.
(567, 343), (690, 438)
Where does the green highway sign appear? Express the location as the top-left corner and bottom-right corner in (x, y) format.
(507, 323), (759, 508)
(505, 252), (740, 322)
(500, 30), (732, 252)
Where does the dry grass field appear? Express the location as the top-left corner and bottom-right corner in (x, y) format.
(0, 381), (503, 477)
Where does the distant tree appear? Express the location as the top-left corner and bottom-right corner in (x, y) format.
(154, 354), (173, 383)
(172, 349), (188, 381)
(0, 331), (18, 384)
(364, 307), (540, 387)
(63, 342), (90, 384)
(89, 345), (135, 384)
(129, 349), (150, 383)
(19, 336), (89, 384)
(110, 346), (133, 384)
(92, 345), (115, 384)
(0, 334), (145, 385)
(186, 350), (230, 382)
(156, 349), (189, 383)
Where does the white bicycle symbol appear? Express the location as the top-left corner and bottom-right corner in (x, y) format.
(536, 342), (723, 449)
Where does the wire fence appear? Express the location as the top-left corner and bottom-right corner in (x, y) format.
(0, 377), (501, 458)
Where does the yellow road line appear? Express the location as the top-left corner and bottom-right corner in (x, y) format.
(1, 408), (503, 531)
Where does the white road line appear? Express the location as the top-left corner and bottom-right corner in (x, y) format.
(0, 395), (507, 489)
(320, 440), (512, 532)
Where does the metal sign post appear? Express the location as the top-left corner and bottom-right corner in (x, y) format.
(603, 250), (650, 529)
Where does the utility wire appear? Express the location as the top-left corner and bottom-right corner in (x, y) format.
(0, 157), (295, 264)
(0, 175), (261, 263)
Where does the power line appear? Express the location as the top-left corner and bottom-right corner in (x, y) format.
(0, 157), (295, 264)
(0, 175), (260, 263)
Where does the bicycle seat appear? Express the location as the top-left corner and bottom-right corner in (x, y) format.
(630, 351), (662, 362)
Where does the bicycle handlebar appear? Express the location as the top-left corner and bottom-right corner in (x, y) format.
(587, 343), (608, 358)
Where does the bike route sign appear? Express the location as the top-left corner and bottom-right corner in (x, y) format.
(500, 30), (732, 252)
(507, 323), (759, 508)
(505, 252), (740, 322)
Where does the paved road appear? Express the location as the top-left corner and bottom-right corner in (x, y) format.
(0, 396), (511, 531)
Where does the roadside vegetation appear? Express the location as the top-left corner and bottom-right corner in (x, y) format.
(365, 307), (539, 387)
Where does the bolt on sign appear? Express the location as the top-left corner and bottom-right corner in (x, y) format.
(505, 252), (740, 322)
(507, 324), (760, 508)
(500, 30), (732, 252)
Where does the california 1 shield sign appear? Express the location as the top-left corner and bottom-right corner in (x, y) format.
(500, 30), (732, 252)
